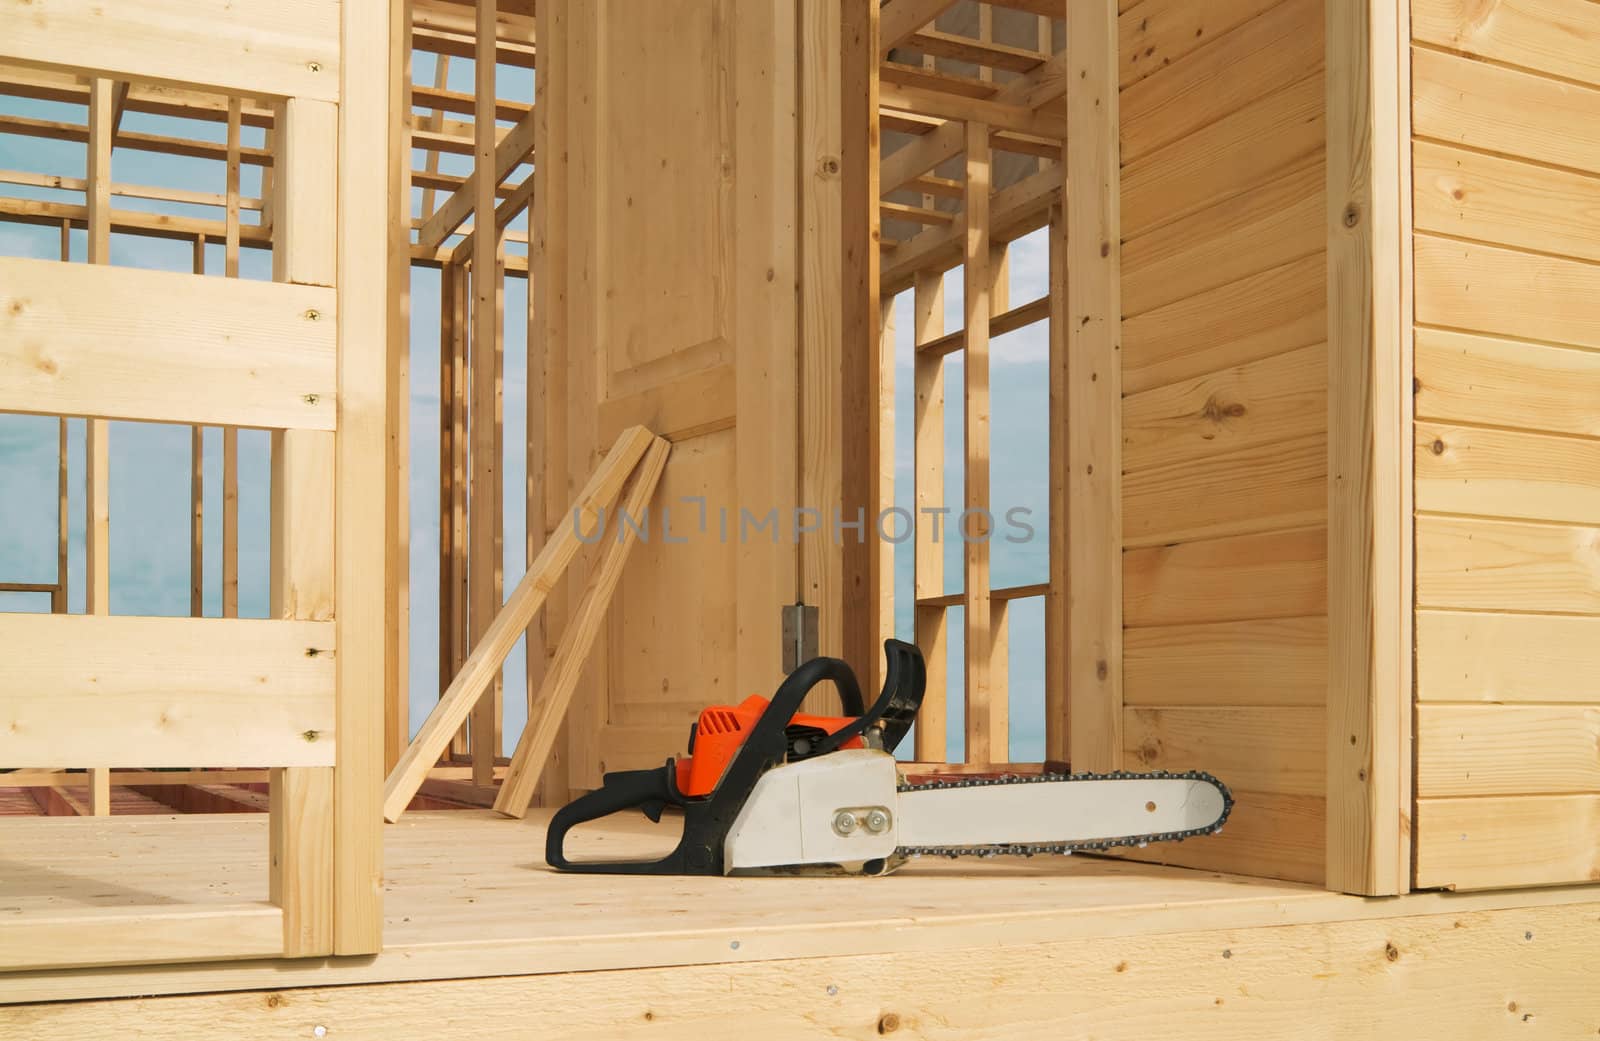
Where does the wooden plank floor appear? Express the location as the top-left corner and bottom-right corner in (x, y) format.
(3, 808), (1598, 1006)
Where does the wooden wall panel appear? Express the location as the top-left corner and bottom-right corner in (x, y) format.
(1411, 1), (1600, 889)
(1117, 0), (1327, 883)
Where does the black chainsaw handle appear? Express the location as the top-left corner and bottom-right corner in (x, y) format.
(545, 655), (864, 875)
(544, 763), (688, 873)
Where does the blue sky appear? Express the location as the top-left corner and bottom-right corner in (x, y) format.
(0, 63), (1055, 763)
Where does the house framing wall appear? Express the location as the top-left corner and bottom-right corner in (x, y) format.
(0, 0), (394, 961)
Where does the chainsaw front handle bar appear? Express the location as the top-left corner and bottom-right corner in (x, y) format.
(545, 643), (923, 875)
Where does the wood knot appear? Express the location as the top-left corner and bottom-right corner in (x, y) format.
(1115, 961), (1128, 973)
(1343, 204), (1361, 228)
(1096, 659), (1108, 681)
(877, 1013), (901, 1034)
(1430, 438), (1445, 455)
(7, 299), (24, 316)
(1200, 396), (1246, 423)
(264, 993), (285, 1008)
(1384, 942), (1400, 962)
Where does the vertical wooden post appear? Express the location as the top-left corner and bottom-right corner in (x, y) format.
(799, 0), (844, 671)
(54, 222), (71, 618)
(386, 0), (415, 775)
(963, 119), (996, 765)
(1045, 206), (1068, 764)
(84, 77), (113, 816)
(912, 270), (947, 763)
(333, 0), (392, 954)
(1065, 0), (1123, 775)
(1326, 0), (1411, 897)
(191, 235), (207, 620)
(531, 0), (572, 805)
(272, 88), (343, 958)
(221, 99), (242, 622)
(469, 0), (504, 789)
(54, 417), (68, 615)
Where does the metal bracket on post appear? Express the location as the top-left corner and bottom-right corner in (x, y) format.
(781, 602), (820, 673)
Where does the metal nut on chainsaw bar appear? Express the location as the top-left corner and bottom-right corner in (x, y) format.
(832, 811), (858, 836)
(864, 809), (891, 834)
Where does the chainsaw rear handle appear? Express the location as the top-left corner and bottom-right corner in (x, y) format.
(544, 765), (686, 872)
(545, 653), (873, 875)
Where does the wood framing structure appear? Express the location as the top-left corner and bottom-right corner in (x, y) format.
(4, 0), (1600, 1035)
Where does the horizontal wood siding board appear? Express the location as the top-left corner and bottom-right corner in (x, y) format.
(1414, 234), (1600, 352)
(1415, 327), (1600, 439)
(1120, 0), (1324, 162)
(0, 0), (339, 101)
(1416, 422), (1600, 526)
(1415, 795), (1600, 889)
(1412, 46), (1600, 177)
(1122, 161), (1324, 317)
(1123, 433), (1326, 547)
(1416, 515), (1600, 615)
(1121, 72), (1324, 241)
(1121, 252), (1326, 395)
(0, 615), (336, 767)
(1124, 527), (1326, 628)
(1124, 615), (1327, 707)
(1417, 609), (1600, 704)
(0, 258), (337, 429)
(1412, 0), (1600, 90)
(1413, 140), (1600, 266)
(1123, 342), (1327, 473)
(1123, 706), (1326, 795)
(1417, 705), (1600, 797)
(1118, 0), (1284, 89)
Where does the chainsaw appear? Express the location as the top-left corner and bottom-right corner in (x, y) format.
(546, 639), (1231, 876)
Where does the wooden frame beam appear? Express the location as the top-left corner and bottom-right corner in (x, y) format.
(1325, 0), (1412, 897)
(880, 0), (961, 56)
(333, 0), (394, 956)
(1064, 0), (1123, 775)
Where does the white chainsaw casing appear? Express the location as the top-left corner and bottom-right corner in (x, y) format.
(724, 748), (900, 872)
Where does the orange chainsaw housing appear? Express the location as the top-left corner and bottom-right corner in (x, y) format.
(673, 694), (867, 797)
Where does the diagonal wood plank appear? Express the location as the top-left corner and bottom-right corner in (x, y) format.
(382, 426), (659, 822)
(494, 437), (672, 818)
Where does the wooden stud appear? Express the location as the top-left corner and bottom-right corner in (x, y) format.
(1065, 0), (1122, 775)
(190, 236), (206, 619)
(384, 427), (658, 823)
(333, 0), (395, 955)
(495, 439), (672, 818)
(1325, 0), (1410, 897)
(270, 766), (334, 957)
(842, 0), (883, 689)
(963, 119), (996, 765)
(386, 0), (415, 775)
(800, 0), (845, 668)
(1045, 206), (1068, 763)
(467, 0), (504, 788)
(84, 76), (113, 813)
(912, 269), (947, 762)
(530, 0), (571, 806)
